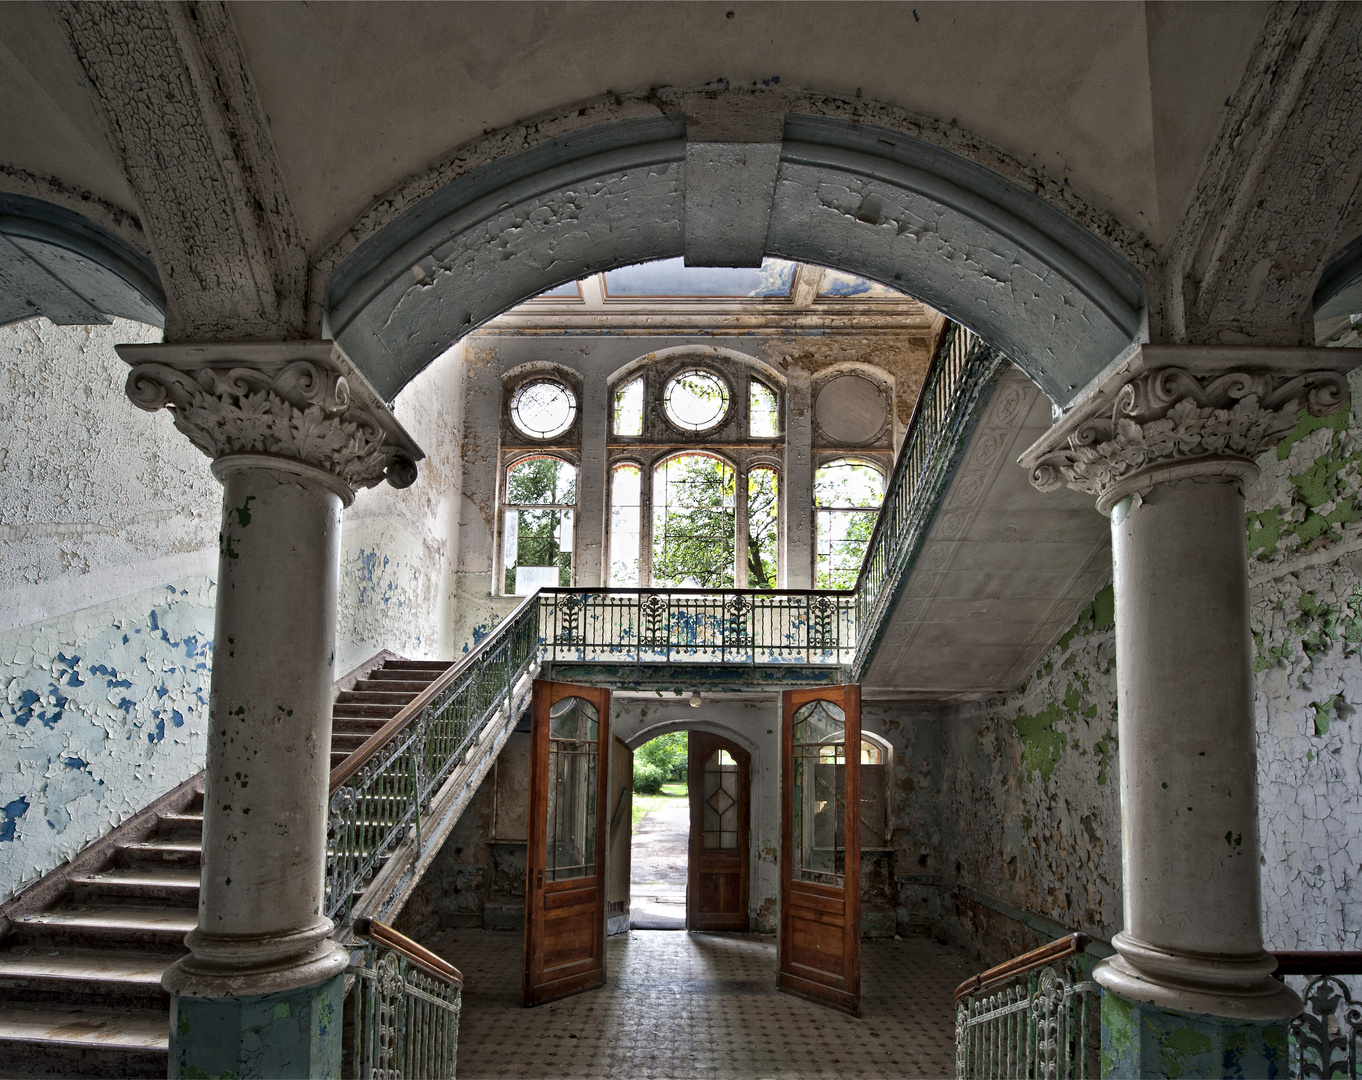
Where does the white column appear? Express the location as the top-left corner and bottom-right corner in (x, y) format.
(120, 342), (422, 1067)
(783, 367), (814, 589)
(1023, 346), (1356, 1022)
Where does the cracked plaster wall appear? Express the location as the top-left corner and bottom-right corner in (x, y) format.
(0, 318), (219, 900)
(912, 365), (1362, 965)
(336, 339), (466, 672)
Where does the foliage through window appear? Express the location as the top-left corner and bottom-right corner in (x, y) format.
(510, 379), (577, 440)
(815, 459), (885, 589)
(652, 453), (736, 588)
(749, 380), (779, 438)
(503, 456), (576, 594)
(613, 378), (643, 437)
(747, 466), (779, 589)
(663, 370), (729, 432)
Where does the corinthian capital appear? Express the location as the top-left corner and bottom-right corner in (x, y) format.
(1019, 346), (1358, 514)
(117, 341), (423, 494)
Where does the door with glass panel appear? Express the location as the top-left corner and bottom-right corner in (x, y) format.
(687, 731), (751, 931)
(780, 685), (861, 1015)
(523, 680), (610, 1006)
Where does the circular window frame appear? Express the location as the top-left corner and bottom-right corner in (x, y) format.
(661, 367), (733, 435)
(508, 377), (578, 442)
(813, 371), (891, 447)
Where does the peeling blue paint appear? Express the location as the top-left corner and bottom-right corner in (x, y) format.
(0, 798), (29, 842)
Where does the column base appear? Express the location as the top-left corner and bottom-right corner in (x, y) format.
(1101, 988), (1290, 1079)
(168, 971), (345, 1080)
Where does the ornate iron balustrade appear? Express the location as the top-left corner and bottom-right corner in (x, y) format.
(347, 916), (462, 1080)
(852, 323), (1005, 678)
(326, 594), (540, 922)
(537, 587), (857, 667)
(1275, 951), (1362, 1079)
(955, 934), (1100, 1080)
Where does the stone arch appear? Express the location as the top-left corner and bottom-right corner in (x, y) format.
(319, 89), (1148, 409)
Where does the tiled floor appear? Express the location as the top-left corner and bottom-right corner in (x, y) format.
(436, 928), (974, 1079)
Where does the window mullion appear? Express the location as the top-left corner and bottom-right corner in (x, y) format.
(735, 463), (750, 590)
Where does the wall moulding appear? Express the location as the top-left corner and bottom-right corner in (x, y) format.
(116, 340), (424, 498)
(1021, 346), (1362, 515)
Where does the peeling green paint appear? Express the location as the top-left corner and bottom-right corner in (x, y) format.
(1013, 703), (1066, 783)
(1153, 1023), (1215, 1077)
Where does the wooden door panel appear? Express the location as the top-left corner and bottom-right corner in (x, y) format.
(780, 685), (861, 1015)
(523, 680), (610, 1006)
(687, 731), (751, 932)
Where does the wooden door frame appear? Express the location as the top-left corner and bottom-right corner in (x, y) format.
(686, 730), (751, 932)
(779, 684), (861, 1015)
(523, 679), (611, 1006)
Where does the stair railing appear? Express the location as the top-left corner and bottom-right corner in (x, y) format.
(347, 916), (462, 1080)
(326, 594), (540, 922)
(954, 933), (1100, 1080)
(850, 323), (1004, 679)
(1273, 951), (1362, 1079)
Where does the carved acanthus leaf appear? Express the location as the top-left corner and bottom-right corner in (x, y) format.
(126, 359), (418, 491)
(1029, 367), (1349, 497)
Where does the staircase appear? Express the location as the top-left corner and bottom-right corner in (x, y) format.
(0, 655), (452, 1078)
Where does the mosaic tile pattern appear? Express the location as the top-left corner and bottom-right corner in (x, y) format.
(437, 928), (975, 1079)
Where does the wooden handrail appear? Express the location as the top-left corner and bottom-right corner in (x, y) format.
(353, 916), (463, 987)
(328, 592), (540, 791)
(1272, 950), (1362, 976)
(954, 933), (1090, 1005)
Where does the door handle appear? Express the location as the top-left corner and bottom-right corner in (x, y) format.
(537, 869), (544, 889)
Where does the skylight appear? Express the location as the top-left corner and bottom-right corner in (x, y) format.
(603, 257), (796, 298)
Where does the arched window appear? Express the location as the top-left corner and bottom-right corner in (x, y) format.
(859, 733), (892, 849)
(502, 456), (576, 594)
(814, 459), (885, 589)
(652, 453), (736, 588)
(749, 379), (780, 438)
(613, 378), (643, 437)
(746, 465), (779, 590)
(609, 463), (642, 586)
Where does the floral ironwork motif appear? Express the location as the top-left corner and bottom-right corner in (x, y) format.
(348, 932), (461, 1080)
(1288, 974), (1362, 1079)
(1029, 367), (1349, 501)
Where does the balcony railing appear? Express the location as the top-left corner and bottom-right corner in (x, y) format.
(324, 321), (1003, 924)
(852, 322), (1003, 677)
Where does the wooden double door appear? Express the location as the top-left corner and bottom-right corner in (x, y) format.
(524, 679), (861, 1015)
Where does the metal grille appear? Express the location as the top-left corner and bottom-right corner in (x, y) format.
(852, 324), (1004, 678)
(326, 597), (540, 921)
(955, 939), (1099, 1080)
(348, 930), (461, 1079)
(537, 588), (857, 667)
(1288, 975), (1362, 1079)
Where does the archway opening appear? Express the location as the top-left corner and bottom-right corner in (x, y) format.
(629, 730), (689, 930)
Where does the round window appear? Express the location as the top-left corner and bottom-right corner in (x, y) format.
(663, 369), (730, 432)
(510, 379), (577, 440)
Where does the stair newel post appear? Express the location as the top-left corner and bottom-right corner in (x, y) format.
(119, 341), (422, 1080)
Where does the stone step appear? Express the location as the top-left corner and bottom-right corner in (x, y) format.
(0, 949), (172, 1005)
(379, 660), (452, 673)
(114, 840), (201, 869)
(0, 1003), (167, 1078)
(11, 906), (196, 950)
(68, 866), (200, 906)
(351, 678), (431, 695)
(330, 716), (389, 734)
(331, 703), (405, 720)
(335, 689), (420, 706)
(150, 813), (203, 840)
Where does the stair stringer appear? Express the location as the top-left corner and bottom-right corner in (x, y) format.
(346, 661), (539, 928)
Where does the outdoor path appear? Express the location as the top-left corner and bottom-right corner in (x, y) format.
(442, 927), (972, 1078)
(630, 796), (688, 929)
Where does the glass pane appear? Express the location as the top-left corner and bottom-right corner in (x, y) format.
(816, 508), (875, 590)
(747, 467), (779, 590)
(511, 379), (577, 440)
(701, 747), (740, 850)
(506, 457), (576, 505)
(652, 454), (736, 588)
(791, 699), (847, 886)
(663, 370), (730, 432)
(814, 460), (885, 509)
(511, 506), (572, 595)
(749, 381), (780, 438)
(613, 378), (643, 437)
(545, 696), (599, 882)
(609, 464), (641, 586)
